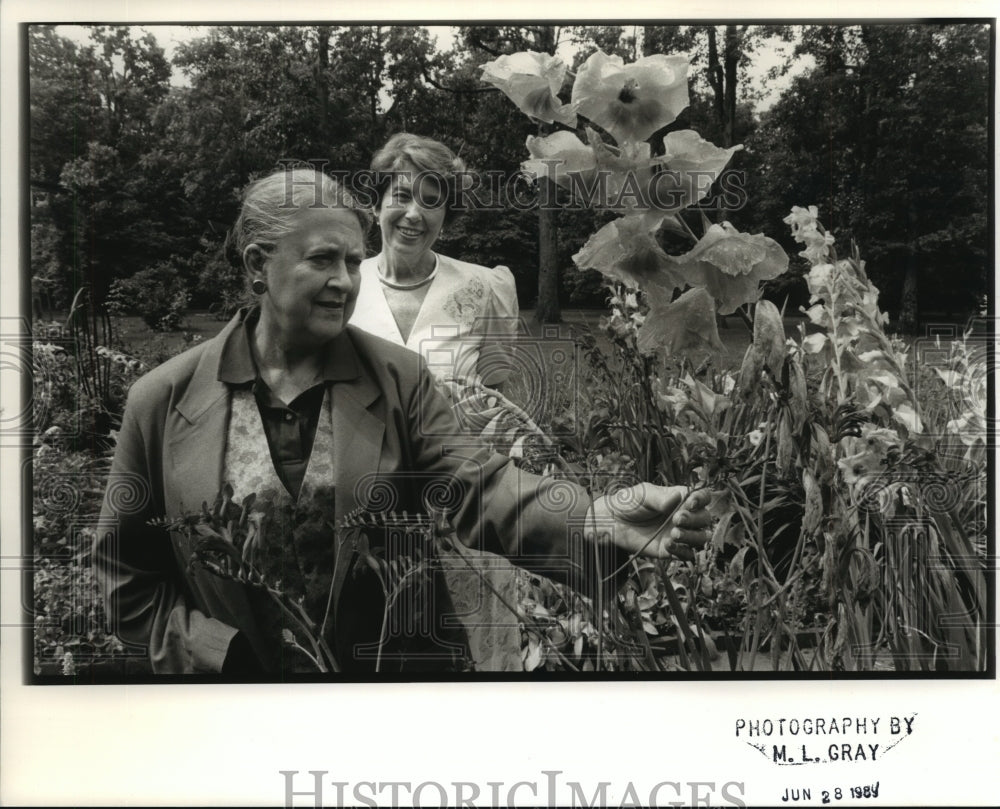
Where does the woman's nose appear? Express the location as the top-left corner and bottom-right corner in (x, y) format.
(326, 262), (353, 289)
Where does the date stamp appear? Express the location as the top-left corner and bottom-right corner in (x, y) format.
(780, 782), (880, 803)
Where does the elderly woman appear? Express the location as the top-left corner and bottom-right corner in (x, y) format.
(95, 167), (711, 675)
(351, 134), (519, 387)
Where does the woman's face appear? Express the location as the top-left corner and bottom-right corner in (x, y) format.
(252, 206), (364, 350)
(378, 164), (448, 261)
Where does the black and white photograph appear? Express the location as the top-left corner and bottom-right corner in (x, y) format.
(1, 1), (997, 806)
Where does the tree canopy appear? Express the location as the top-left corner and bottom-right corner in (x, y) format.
(29, 23), (992, 328)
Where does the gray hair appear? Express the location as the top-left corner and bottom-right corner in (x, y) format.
(229, 166), (374, 258)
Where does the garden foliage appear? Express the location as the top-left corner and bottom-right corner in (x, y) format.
(105, 262), (190, 331)
(473, 48), (988, 671)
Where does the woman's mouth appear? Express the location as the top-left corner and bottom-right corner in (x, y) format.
(396, 226), (424, 238)
(315, 300), (345, 311)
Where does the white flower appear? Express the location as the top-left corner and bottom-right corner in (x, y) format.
(783, 205), (820, 240)
(571, 50), (689, 144)
(806, 263), (834, 298)
(800, 229), (835, 265)
(481, 51), (577, 126)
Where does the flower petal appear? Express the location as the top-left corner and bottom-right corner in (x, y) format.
(522, 131), (596, 189)
(637, 286), (725, 356)
(663, 222), (789, 314)
(481, 51), (577, 126)
(572, 215), (688, 290)
(571, 50), (689, 143)
(649, 130), (743, 210)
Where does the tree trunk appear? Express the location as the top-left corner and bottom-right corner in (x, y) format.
(899, 203), (919, 332)
(536, 187), (561, 323)
(723, 25), (739, 148)
(706, 27), (725, 134)
(533, 25), (561, 324)
(315, 27), (331, 145)
(368, 27), (384, 138)
(899, 261), (919, 333)
(706, 25), (739, 222)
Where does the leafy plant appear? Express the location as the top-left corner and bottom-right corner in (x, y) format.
(155, 483), (341, 673)
(196, 246), (251, 320)
(106, 262), (190, 331)
(478, 46), (986, 672)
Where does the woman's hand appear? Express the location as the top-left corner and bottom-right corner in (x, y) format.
(584, 484), (713, 562)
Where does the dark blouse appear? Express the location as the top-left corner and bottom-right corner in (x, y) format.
(216, 308), (339, 499)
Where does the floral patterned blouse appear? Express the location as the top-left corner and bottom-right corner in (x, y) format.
(352, 253), (520, 387)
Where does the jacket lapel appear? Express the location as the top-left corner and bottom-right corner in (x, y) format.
(403, 252), (452, 350)
(165, 316), (240, 515)
(356, 257), (406, 345)
(163, 315), (389, 667)
(328, 332), (386, 635)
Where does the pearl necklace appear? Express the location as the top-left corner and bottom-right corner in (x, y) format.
(376, 256), (438, 291)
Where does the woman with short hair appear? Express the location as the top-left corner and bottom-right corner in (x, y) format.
(352, 133), (520, 388)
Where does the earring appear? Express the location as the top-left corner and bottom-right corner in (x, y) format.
(251, 278), (267, 295)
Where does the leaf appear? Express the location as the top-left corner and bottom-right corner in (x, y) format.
(681, 372), (728, 418)
(802, 469), (823, 537)
(522, 634), (543, 672)
(192, 536), (243, 569)
(736, 343), (763, 394)
(787, 356), (809, 431)
(637, 286), (726, 357)
(802, 333), (828, 354)
(700, 632), (720, 662)
(193, 523), (222, 539)
(934, 368), (963, 387)
(508, 435), (527, 459)
(775, 415), (795, 475)
(729, 546), (750, 579)
(752, 299), (786, 375)
(711, 510), (735, 552)
(892, 403), (923, 434)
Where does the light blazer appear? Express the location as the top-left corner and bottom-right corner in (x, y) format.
(95, 312), (593, 674)
(352, 253), (521, 385)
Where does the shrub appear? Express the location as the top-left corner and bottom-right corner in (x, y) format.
(33, 555), (130, 675)
(32, 331), (150, 675)
(106, 262), (190, 331)
(196, 248), (250, 320)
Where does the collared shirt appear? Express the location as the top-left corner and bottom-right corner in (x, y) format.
(217, 308), (339, 500)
